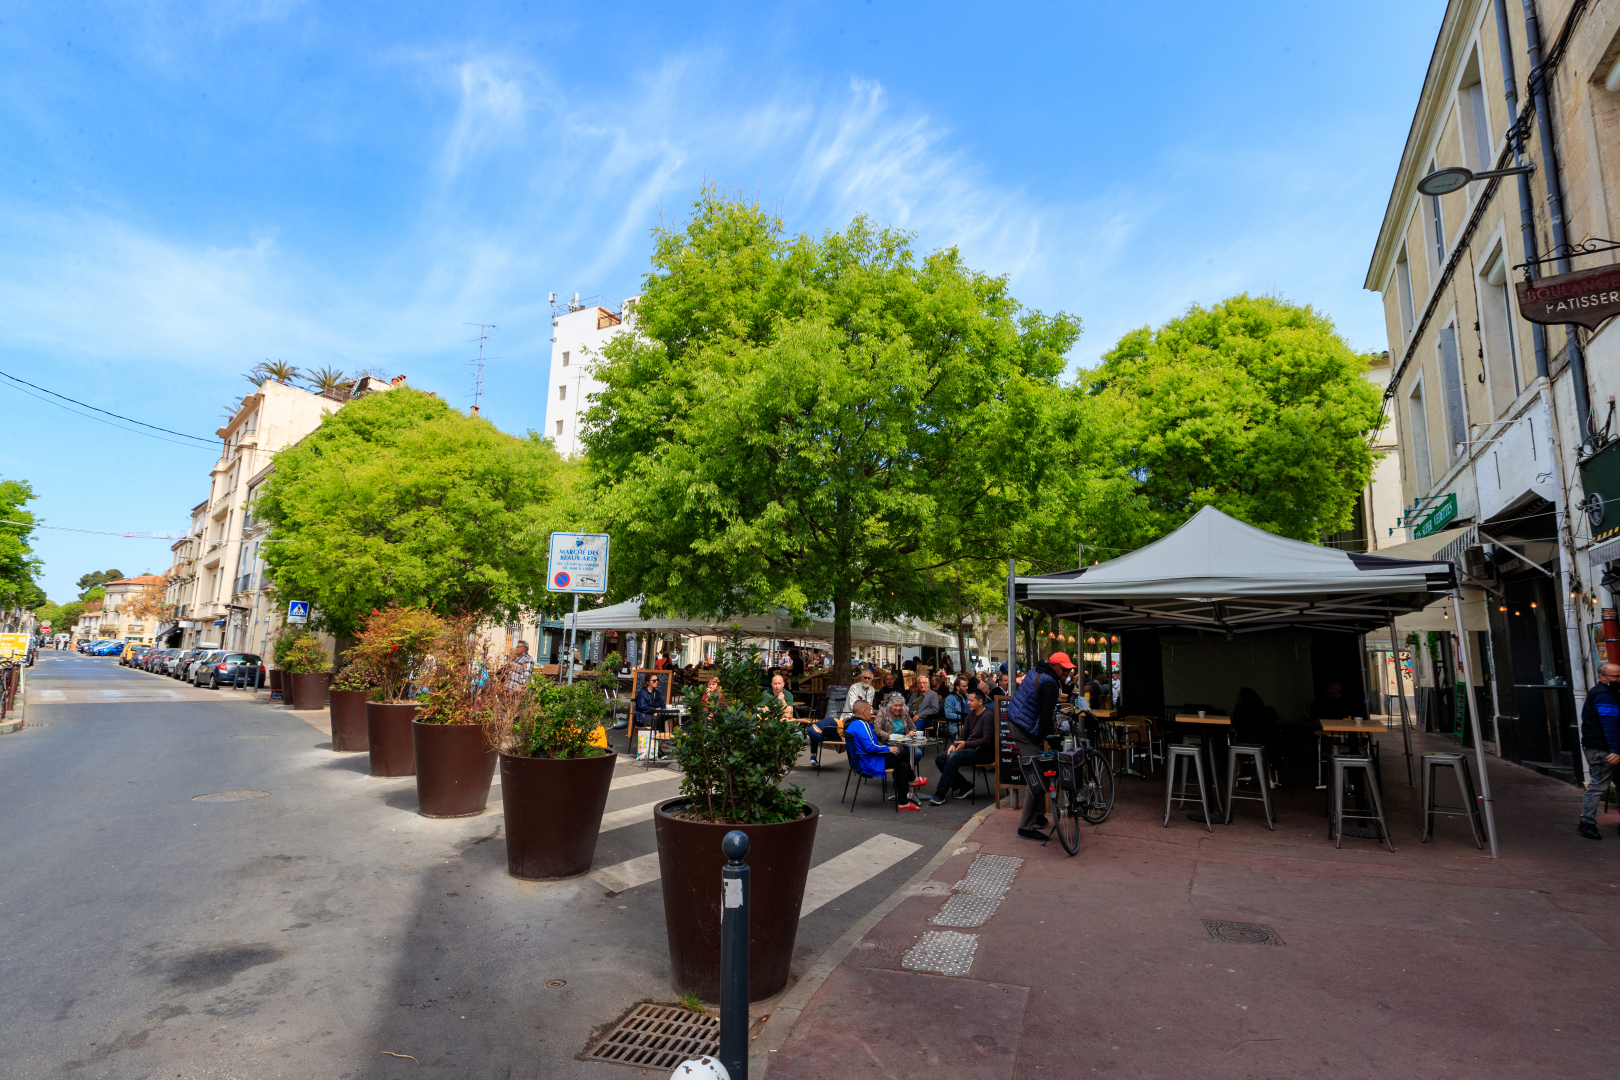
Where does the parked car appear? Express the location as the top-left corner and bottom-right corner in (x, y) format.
(194, 652), (262, 689)
(145, 649), (175, 673)
(94, 642), (122, 656)
(170, 649), (202, 678)
(121, 644), (150, 666)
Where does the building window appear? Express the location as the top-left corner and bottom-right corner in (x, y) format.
(1395, 249), (1416, 337)
(555, 419), (564, 436)
(558, 385), (566, 401)
(562, 351), (570, 367)
(1408, 382), (1434, 493)
(1437, 325), (1468, 458)
(1466, 79), (1493, 172)
(1479, 249), (1522, 404)
(1427, 159), (1446, 267)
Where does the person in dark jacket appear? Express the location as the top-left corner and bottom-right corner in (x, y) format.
(1005, 653), (1072, 839)
(928, 688), (997, 804)
(633, 673), (663, 737)
(1578, 661), (1620, 839)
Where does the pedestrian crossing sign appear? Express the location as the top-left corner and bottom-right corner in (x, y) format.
(287, 601), (310, 625)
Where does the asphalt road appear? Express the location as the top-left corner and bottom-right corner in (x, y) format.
(0, 652), (982, 1079)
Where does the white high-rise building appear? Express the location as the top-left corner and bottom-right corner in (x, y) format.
(544, 295), (635, 457)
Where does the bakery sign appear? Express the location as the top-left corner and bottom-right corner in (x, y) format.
(1516, 263), (1620, 329)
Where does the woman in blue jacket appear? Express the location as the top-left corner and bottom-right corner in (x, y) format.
(844, 699), (922, 810)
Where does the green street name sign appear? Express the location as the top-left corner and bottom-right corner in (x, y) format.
(1412, 493), (1458, 539)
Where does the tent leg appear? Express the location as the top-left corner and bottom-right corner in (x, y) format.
(1390, 618), (1416, 788)
(1007, 558), (1016, 678)
(1451, 592), (1499, 858)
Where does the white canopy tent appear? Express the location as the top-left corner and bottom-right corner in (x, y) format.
(563, 598), (953, 649)
(1011, 507), (1500, 855)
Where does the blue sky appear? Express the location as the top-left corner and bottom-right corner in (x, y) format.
(1, 0), (1442, 604)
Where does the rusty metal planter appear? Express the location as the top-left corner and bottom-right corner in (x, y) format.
(328, 689), (371, 752)
(654, 798), (819, 1002)
(366, 701), (418, 777)
(413, 721), (497, 818)
(288, 672), (330, 712)
(499, 750), (617, 879)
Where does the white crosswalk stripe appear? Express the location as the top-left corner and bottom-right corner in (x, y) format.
(599, 799), (663, 833)
(36, 689), (66, 702)
(589, 832), (921, 913)
(609, 765), (681, 791)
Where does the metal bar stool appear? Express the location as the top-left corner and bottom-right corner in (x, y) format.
(1163, 743), (1213, 832)
(1328, 754), (1394, 851)
(1223, 744), (1275, 830)
(1420, 751), (1484, 848)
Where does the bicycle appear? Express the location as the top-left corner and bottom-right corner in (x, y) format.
(1022, 730), (1115, 856)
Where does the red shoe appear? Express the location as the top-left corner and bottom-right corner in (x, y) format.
(909, 778), (927, 788)
(898, 801), (923, 812)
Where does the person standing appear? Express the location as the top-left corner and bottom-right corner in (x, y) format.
(503, 640), (536, 692)
(1005, 653), (1070, 841)
(1579, 661), (1620, 839)
(929, 688), (996, 804)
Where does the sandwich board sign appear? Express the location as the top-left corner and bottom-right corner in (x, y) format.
(547, 533), (610, 594)
(287, 601), (310, 625)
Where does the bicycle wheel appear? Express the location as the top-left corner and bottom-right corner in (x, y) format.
(1054, 785), (1082, 855)
(1078, 751), (1115, 824)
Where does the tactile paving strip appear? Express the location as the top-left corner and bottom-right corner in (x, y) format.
(954, 854), (1023, 899)
(930, 893), (1001, 928)
(901, 930), (979, 976)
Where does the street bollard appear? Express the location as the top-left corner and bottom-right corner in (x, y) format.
(719, 830), (750, 1080)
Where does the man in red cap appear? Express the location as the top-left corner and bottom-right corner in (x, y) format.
(1004, 652), (1073, 840)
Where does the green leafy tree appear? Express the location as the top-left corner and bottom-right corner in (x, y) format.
(254, 387), (585, 637)
(0, 477), (41, 612)
(1089, 294), (1384, 542)
(76, 569), (124, 599)
(582, 189), (1081, 678)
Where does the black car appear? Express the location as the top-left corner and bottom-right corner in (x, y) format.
(168, 649), (202, 678)
(194, 652), (263, 689)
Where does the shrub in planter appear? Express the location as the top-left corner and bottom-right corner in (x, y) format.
(486, 666), (616, 879)
(276, 629), (331, 711)
(658, 631), (817, 1002)
(348, 605), (443, 778)
(327, 664), (373, 752)
(411, 616), (504, 817)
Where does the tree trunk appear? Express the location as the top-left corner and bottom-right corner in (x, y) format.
(955, 611), (969, 676)
(833, 595), (853, 683)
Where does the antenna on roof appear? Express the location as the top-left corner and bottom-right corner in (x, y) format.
(462, 322), (497, 415)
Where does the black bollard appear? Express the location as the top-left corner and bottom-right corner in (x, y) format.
(719, 830), (750, 1080)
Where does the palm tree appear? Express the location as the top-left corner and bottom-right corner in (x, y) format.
(253, 360), (301, 385)
(244, 369), (269, 388)
(304, 365), (350, 395)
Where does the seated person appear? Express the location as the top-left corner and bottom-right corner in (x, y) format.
(876, 697), (925, 786)
(909, 679), (941, 735)
(633, 673), (663, 734)
(1230, 686), (1280, 745)
(929, 688), (996, 804)
(768, 671), (795, 719)
(1309, 680), (1362, 722)
(843, 700), (922, 810)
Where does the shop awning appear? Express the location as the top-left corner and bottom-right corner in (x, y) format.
(563, 598), (953, 648)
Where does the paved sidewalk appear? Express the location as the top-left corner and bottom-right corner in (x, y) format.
(764, 733), (1620, 1079)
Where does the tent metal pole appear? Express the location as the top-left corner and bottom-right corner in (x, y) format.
(1007, 558), (1016, 679)
(1451, 591), (1500, 858)
(1389, 617), (1417, 788)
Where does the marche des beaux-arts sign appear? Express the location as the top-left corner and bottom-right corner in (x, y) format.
(1516, 263), (1620, 330)
(547, 532), (610, 594)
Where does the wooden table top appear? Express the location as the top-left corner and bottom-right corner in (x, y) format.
(1175, 713), (1231, 725)
(1318, 717), (1388, 734)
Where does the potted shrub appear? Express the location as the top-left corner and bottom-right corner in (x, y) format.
(656, 632), (817, 1002)
(412, 616), (503, 817)
(327, 663), (372, 752)
(347, 605), (442, 778)
(277, 630), (332, 712)
(486, 653), (617, 879)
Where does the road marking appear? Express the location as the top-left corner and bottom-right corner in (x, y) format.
(609, 767), (681, 791)
(590, 852), (662, 893)
(36, 689), (65, 702)
(100, 690), (126, 699)
(599, 799), (663, 833)
(799, 834), (922, 917)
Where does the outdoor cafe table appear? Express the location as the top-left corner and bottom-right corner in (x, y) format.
(1315, 716), (1387, 788)
(1176, 713), (1231, 823)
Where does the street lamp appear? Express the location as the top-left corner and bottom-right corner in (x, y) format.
(1416, 163), (1534, 196)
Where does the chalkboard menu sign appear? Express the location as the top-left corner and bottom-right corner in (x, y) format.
(824, 683), (851, 720)
(996, 700), (1024, 788)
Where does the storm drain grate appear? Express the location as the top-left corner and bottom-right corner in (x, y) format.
(586, 1003), (719, 1071)
(954, 854), (1022, 899)
(191, 790), (271, 802)
(1203, 920), (1285, 945)
(902, 930), (979, 976)
(930, 892), (1002, 928)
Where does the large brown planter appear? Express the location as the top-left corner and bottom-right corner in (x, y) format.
(329, 690), (371, 752)
(288, 672), (331, 712)
(268, 668), (283, 691)
(654, 798), (819, 1002)
(413, 721), (497, 818)
(366, 702), (418, 777)
(500, 750), (617, 879)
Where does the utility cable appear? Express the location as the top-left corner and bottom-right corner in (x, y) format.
(0, 518), (185, 540)
(0, 368), (217, 445)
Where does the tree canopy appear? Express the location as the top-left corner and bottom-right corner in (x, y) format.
(253, 387), (584, 637)
(581, 189), (1081, 676)
(1089, 294), (1384, 543)
(0, 477), (41, 613)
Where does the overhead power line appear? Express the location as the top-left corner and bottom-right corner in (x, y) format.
(0, 368), (218, 446)
(0, 518), (186, 540)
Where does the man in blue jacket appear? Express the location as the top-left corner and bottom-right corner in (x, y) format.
(1005, 653), (1073, 840)
(1579, 661), (1620, 839)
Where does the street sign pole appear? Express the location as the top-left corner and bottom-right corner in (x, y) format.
(566, 593), (580, 685)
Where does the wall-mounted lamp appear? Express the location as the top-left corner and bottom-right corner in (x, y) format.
(1417, 163), (1535, 195)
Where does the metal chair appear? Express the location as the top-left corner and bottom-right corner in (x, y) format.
(1328, 754), (1394, 851)
(842, 752), (896, 813)
(1163, 743), (1213, 832)
(1223, 744), (1275, 830)
(1420, 751), (1484, 848)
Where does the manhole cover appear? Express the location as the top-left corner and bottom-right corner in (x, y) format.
(1203, 920), (1284, 945)
(585, 1003), (718, 1071)
(231, 734), (278, 739)
(192, 791), (271, 802)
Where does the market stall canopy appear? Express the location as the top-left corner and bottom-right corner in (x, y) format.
(564, 598), (953, 648)
(1015, 506), (1457, 635)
